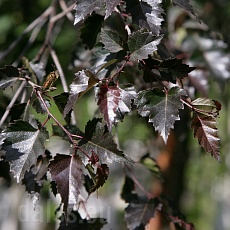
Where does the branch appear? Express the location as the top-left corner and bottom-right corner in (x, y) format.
(0, 81), (27, 128)
(0, 6), (52, 62)
(59, 0), (74, 22)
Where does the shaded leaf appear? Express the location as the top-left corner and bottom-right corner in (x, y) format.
(2, 120), (48, 183)
(105, 0), (121, 18)
(49, 154), (83, 215)
(80, 14), (104, 49)
(128, 30), (162, 61)
(58, 210), (107, 230)
(0, 65), (19, 89)
(74, 0), (104, 25)
(63, 70), (98, 117)
(158, 58), (195, 82)
(101, 28), (125, 53)
(79, 118), (133, 165)
(125, 197), (160, 230)
(121, 176), (138, 203)
(96, 84), (136, 131)
(33, 97), (50, 114)
(125, 0), (164, 35)
(9, 103), (27, 121)
(91, 164), (109, 193)
(53, 93), (71, 123)
(191, 98), (221, 162)
(136, 87), (186, 143)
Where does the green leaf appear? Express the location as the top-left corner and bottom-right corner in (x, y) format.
(0, 65), (19, 89)
(136, 87), (186, 143)
(128, 30), (162, 61)
(79, 118), (133, 165)
(101, 28), (124, 53)
(2, 120), (49, 183)
(49, 154), (83, 216)
(80, 14), (104, 49)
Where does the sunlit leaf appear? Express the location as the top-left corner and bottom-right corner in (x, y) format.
(136, 87), (186, 143)
(96, 84), (136, 131)
(2, 120), (49, 183)
(63, 69), (98, 117)
(191, 98), (221, 162)
(49, 154), (83, 215)
(79, 118), (133, 165)
(125, 0), (164, 35)
(74, 0), (104, 25)
(128, 30), (162, 61)
(105, 0), (121, 18)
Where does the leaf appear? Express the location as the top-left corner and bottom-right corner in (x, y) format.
(53, 93), (71, 123)
(158, 58), (195, 82)
(105, 0), (121, 19)
(2, 120), (49, 183)
(58, 210), (107, 230)
(128, 30), (162, 61)
(33, 97), (51, 114)
(191, 98), (221, 162)
(172, 0), (196, 17)
(136, 87), (186, 143)
(125, 0), (164, 35)
(0, 65), (19, 89)
(79, 118), (133, 165)
(101, 28), (125, 53)
(80, 14), (104, 49)
(125, 197), (160, 230)
(49, 154), (83, 216)
(96, 83), (136, 131)
(29, 61), (46, 83)
(63, 69), (98, 117)
(74, 0), (104, 25)
(121, 176), (138, 203)
(91, 164), (109, 193)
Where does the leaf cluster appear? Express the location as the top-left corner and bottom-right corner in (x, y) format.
(0, 0), (224, 229)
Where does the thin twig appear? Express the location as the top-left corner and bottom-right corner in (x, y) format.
(13, 18), (47, 66)
(0, 6), (52, 62)
(50, 48), (68, 92)
(51, 2), (75, 23)
(35, 0), (57, 61)
(0, 81), (27, 128)
(59, 0), (74, 22)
